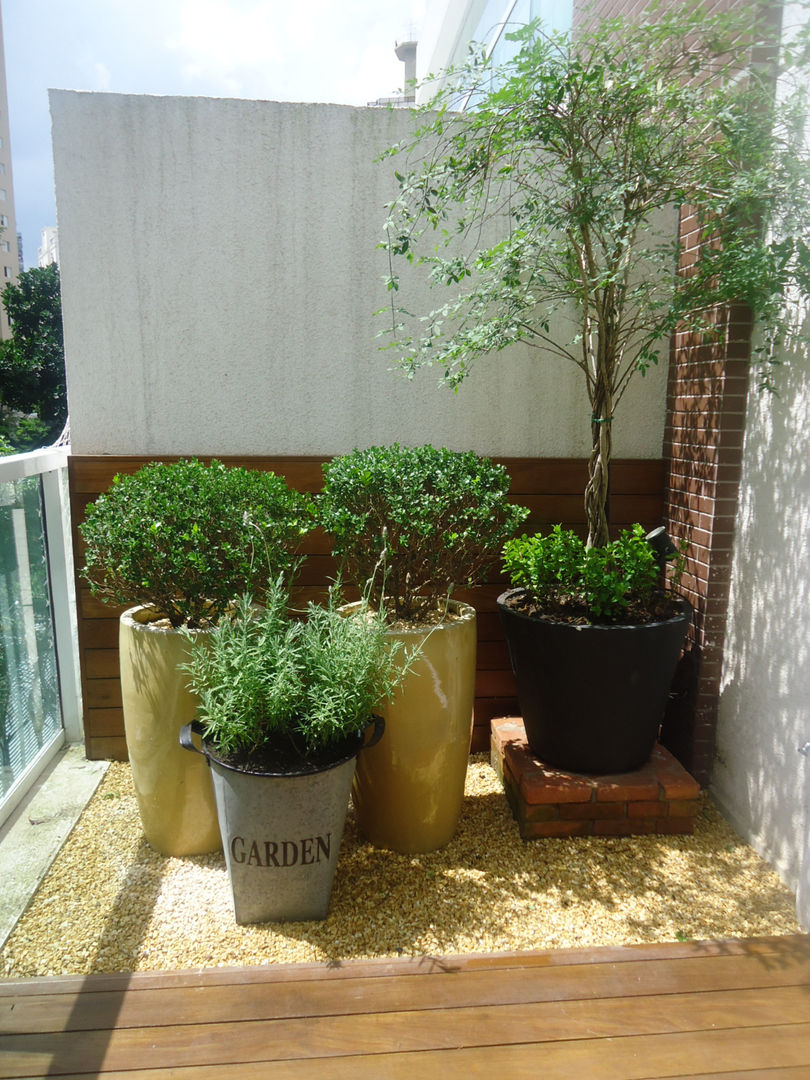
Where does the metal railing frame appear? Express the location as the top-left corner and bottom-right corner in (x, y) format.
(0, 446), (82, 826)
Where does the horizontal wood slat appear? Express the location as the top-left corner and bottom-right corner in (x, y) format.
(0, 933), (800, 997)
(68, 455), (665, 760)
(2, 935), (808, 1078)
(68, 455), (667, 496)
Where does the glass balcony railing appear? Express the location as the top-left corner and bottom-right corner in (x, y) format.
(0, 447), (82, 827)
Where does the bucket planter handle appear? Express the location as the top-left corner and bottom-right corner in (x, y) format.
(179, 720), (207, 757)
(361, 714), (385, 751)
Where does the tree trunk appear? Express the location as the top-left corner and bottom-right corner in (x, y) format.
(584, 379), (613, 548)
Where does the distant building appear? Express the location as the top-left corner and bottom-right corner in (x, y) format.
(368, 37), (419, 107)
(0, 0), (20, 339)
(38, 226), (59, 268)
(418, 0), (572, 102)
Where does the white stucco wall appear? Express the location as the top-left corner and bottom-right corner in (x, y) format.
(49, 90), (667, 459)
(711, 4), (810, 928)
(712, 332), (810, 911)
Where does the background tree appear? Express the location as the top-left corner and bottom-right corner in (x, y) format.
(0, 263), (67, 451)
(382, 3), (810, 547)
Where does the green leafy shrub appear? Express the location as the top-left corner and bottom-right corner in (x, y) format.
(183, 582), (415, 767)
(502, 524), (661, 623)
(80, 458), (313, 629)
(319, 444), (529, 622)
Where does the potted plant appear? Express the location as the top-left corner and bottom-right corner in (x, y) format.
(80, 457), (312, 856)
(179, 582), (414, 923)
(318, 443), (527, 852)
(378, 8), (809, 772)
(498, 525), (690, 773)
(380, 6), (808, 547)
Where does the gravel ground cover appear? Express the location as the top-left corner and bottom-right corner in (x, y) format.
(0, 755), (800, 977)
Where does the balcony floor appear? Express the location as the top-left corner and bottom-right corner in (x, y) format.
(2, 934), (809, 1078)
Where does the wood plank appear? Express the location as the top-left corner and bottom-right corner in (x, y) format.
(84, 735), (127, 761)
(9, 1066), (810, 1080)
(4, 946), (810, 1034)
(79, 619), (120, 648)
(526, 492), (663, 526)
(475, 640), (510, 670)
(4, 979), (808, 1041)
(681, 1072), (810, 1079)
(83, 679), (123, 709)
(85, 651), (120, 679)
(2, 936), (803, 996)
(2, 1009), (809, 1079)
(79, 708), (125, 737)
(470, 724), (492, 751)
(475, 669), (516, 697)
(251, 1024), (810, 1080)
(68, 455), (663, 495)
(487, 458), (665, 496)
(475, 610), (505, 637)
(68, 455), (329, 493)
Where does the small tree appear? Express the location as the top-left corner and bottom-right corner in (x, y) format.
(0, 264), (67, 450)
(381, 3), (810, 547)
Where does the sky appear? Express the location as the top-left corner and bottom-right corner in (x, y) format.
(2, 0), (428, 268)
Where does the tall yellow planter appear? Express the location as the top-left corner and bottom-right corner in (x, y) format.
(351, 600), (477, 854)
(119, 606), (221, 856)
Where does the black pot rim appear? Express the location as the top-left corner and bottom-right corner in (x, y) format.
(202, 735), (363, 779)
(496, 587), (692, 632)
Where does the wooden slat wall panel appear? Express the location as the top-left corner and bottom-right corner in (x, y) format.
(69, 455), (665, 760)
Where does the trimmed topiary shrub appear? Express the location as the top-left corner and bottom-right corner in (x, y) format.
(319, 444), (528, 622)
(80, 458), (313, 628)
(502, 524), (668, 624)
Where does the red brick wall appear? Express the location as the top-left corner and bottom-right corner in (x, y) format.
(659, 237), (753, 784)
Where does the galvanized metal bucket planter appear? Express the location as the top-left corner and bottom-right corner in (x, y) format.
(179, 717), (384, 924)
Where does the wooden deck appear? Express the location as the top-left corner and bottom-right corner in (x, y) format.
(1, 934), (809, 1078)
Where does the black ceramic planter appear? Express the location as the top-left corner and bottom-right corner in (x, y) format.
(497, 589), (692, 774)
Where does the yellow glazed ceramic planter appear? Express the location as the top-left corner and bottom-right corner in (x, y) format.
(350, 600), (477, 854)
(119, 605), (221, 856)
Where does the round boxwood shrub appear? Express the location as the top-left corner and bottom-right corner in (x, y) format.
(80, 458), (313, 628)
(319, 444), (529, 622)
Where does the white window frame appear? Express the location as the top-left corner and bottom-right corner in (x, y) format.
(0, 448), (82, 825)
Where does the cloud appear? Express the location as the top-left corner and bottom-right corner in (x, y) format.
(164, 0), (426, 103)
(93, 62), (113, 90)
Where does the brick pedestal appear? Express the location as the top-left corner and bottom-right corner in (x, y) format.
(491, 717), (700, 839)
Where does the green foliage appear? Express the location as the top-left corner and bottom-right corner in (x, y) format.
(319, 443), (528, 621)
(80, 458), (313, 629)
(502, 524), (659, 623)
(382, 4), (810, 547)
(183, 582), (415, 759)
(0, 265), (66, 449)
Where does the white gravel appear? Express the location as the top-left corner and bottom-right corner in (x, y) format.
(0, 755), (800, 977)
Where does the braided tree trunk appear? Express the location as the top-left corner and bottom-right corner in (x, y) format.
(584, 376), (614, 549)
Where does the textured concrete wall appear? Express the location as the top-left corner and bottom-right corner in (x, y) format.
(50, 91), (667, 459)
(712, 318), (810, 908)
(711, 4), (810, 925)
